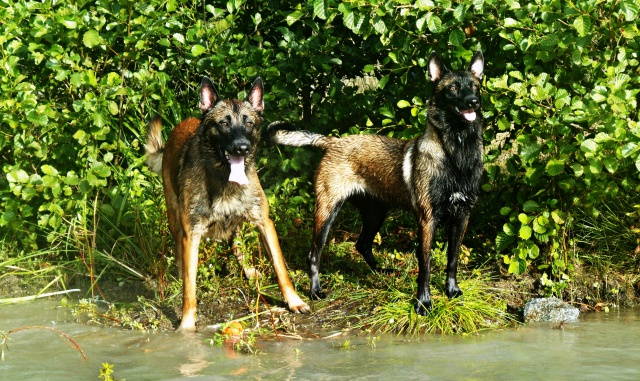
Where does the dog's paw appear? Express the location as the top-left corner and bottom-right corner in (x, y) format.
(414, 300), (432, 316)
(446, 288), (463, 299)
(290, 301), (311, 314)
(445, 282), (463, 299)
(286, 295), (311, 314)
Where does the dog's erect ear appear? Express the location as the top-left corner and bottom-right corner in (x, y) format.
(199, 76), (220, 115)
(468, 50), (484, 81)
(247, 77), (264, 114)
(427, 51), (447, 82)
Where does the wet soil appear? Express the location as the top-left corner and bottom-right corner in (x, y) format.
(3, 259), (638, 336)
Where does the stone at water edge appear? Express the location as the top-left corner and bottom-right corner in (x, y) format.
(523, 297), (580, 323)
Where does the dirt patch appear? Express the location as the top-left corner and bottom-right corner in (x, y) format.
(2, 264), (638, 335)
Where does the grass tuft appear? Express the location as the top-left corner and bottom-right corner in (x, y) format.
(354, 275), (516, 335)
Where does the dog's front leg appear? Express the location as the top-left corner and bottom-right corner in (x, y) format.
(415, 216), (437, 316)
(255, 204), (310, 314)
(177, 229), (201, 332)
(445, 213), (469, 299)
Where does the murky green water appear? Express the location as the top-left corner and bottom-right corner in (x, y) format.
(1, 300), (638, 380)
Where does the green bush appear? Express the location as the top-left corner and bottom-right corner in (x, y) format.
(1, 0), (639, 292)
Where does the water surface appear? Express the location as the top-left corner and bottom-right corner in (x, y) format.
(1, 300), (638, 380)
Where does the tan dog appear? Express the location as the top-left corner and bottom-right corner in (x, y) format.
(146, 77), (310, 332)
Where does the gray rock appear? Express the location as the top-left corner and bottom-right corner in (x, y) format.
(523, 297), (580, 323)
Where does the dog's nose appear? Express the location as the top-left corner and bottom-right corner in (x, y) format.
(466, 97), (479, 109)
(232, 141), (251, 156)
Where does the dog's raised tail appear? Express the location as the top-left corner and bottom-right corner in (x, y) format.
(145, 115), (164, 174)
(267, 121), (332, 150)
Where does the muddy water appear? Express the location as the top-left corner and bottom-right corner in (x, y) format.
(1, 301), (639, 380)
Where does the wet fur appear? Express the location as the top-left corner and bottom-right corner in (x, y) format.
(146, 77), (309, 332)
(269, 51), (485, 315)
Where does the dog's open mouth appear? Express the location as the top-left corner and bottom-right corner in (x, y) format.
(227, 153), (249, 185)
(458, 108), (477, 122)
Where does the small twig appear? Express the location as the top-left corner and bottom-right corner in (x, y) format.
(1, 326), (87, 361)
(259, 293), (281, 342)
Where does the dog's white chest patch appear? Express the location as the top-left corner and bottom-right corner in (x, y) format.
(449, 192), (467, 204)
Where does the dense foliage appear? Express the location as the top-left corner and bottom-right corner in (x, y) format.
(1, 0), (639, 294)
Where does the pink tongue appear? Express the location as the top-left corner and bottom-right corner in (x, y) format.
(228, 155), (249, 185)
(461, 109), (476, 121)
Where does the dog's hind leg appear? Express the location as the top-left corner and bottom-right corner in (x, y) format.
(444, 213), (470, 299)
(415, 214), (438, 316)
(309, 196), (345, 300)
(352, 197), (388, 271)
(177, 228), (202, 332)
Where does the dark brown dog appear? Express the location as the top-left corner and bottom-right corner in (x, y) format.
(146, 77), (310, 332)
(269, 51), (484, 315)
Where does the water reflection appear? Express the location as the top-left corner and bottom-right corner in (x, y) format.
(0, 301), (638, 380)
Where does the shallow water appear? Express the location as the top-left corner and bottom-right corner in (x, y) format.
(1, 300), (638, 380)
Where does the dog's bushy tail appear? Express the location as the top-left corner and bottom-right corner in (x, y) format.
(267, 121), (332, 150)
(145, 116), (164, 174)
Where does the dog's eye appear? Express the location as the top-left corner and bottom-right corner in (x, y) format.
(449, 85), (457, 92)
(219, 121), (228, 127)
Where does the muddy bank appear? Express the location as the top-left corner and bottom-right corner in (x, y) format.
(3, 261), (638, 335)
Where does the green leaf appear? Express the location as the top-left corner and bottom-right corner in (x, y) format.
(519, 225), (532, 240)
(397, 100), (411, 108)
(545, 159), (565, 176)
(523, 200), (540, 213)
(59, 19), (77, 29)
(573, 16), (591, 37)
(500, 206), (512, 216)
(7, 169), (29, 184)
(372, 17), (386, 34)
(620, 1), (639, 22)
(73, 130), (88, 145)
(287, 11), (304, 25)
(191, 44), (206, 56)
(41, 165), (59, 176)
(92, 164), (111, 178)
(503, 223), (516, 236)
(83, 30), (102, 48)
(508, 255), (527, 275)
(580, 139), (597, 153)
(503, 18), (520, 28)
(603, 157), (619, 173)
(453, 4), (466, 21)
(551, 210), (565, 225)
(379, 105), (395, 119)
(313, 0), (327, 20)
(621, 142), (638, 157)
(378, 75), (389, 89)
(496, 232), (515, 251)
(427, 14), (442, 33)
(448, 29), (466, 46)
(27, 110), (48, 126)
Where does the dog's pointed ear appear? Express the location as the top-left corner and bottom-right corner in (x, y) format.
(468, 51), (484, 81)
(427, 51), (447, 82)
(199, 76), (220, 115)
(248, 77), (264, 114)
